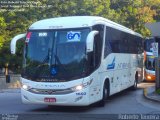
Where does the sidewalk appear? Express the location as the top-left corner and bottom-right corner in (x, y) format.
(0, 75), (21, 90)
(143, 85), (160, 102)
(0, 88), (20, 93)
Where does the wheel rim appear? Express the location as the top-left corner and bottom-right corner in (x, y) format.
(134, 80), (137, 88)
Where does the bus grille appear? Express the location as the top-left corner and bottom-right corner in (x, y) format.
(28, 88), (73, 95)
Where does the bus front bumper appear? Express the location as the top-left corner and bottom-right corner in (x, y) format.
(21, 88), (90, 106)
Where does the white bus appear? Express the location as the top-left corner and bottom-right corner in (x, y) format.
(10, 16), (143, 106)
(144, 38), (156, 82)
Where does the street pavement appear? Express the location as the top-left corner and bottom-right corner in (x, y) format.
(0, 83), (160, 120)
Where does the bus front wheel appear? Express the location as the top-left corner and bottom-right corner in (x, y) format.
(97, 82), (109, 107)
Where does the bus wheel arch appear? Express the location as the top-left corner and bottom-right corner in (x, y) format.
(104, 78), (110, 97)
(97, 78), (110, 107)
(131, 72), (138, 90)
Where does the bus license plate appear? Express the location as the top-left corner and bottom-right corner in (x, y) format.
(44, 98), (56, 103)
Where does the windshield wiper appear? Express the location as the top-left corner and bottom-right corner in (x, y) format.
(40, 48), (52, 65)
(52, 52), (67, 72)
(33, 49), (51, 75)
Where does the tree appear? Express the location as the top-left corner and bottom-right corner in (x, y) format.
(0, 0), (118, 73)
(110, 0), (157, 36)
(0, 17), (7, 50)
(2, 0), (160, 73)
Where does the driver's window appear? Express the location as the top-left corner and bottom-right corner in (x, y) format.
(92, 24), (104, 68)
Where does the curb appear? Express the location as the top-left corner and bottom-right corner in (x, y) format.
(143, 87), (160, 102)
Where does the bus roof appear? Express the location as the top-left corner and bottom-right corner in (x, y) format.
(29, 16), (142, 37)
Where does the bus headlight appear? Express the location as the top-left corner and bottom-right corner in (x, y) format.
(22, 84), (31, 91)
(71, 85), (83, 91)
(75, 85), (83, 91)
(71, 79), (93, 91)
(147, 75), (152, 80)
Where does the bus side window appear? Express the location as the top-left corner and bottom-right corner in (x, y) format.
(104, 27), (112, 58)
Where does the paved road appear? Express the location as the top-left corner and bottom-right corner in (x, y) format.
(0, 83), (159, 120)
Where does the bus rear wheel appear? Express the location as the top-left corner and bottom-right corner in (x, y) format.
(131, 73), (138, 90)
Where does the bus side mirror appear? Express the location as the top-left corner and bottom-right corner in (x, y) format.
(86, 31), (99, 53)
(10, 33), (26, 54)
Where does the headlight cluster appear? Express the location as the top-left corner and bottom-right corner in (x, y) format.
(22, 79), (93, 92)
(22, 84), (31, 91)
(71, 79), (93, 91)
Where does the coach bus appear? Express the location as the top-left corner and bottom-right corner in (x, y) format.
(144, 38), (156, 82)
(10, 16), (143, 106)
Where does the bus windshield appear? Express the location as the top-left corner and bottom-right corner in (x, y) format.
(144, 38), (155, 52)
(22, 28), (90, 82)
(145, 55), (155, 71)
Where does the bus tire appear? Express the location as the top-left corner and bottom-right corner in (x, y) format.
(131, 72), (138, 90)
(97, 81), (109, 107)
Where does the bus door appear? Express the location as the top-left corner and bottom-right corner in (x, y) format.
(89, 25), (104, 101)
(104, 27), (121, 93)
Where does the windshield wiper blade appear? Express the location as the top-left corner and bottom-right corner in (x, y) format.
(41, 48), (52, 65)
(53, 53), (67, 72)
(34, 49), (51, 76)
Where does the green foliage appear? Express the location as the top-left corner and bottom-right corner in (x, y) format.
(110, 0), (158, 36)
(0, 0), (160, 73)
(156, 88), (160, 94)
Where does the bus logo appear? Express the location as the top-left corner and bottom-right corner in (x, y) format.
(107, 57), (115, 70)
(67, 31), (81, 42)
